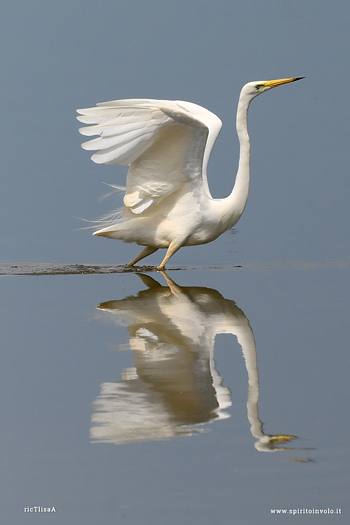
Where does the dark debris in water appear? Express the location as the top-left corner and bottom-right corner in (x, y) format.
(3, 257), (346, 275)
(0, 262), (244, 276)
(0, 263), (131, 276)
(0, 262), (194, 276)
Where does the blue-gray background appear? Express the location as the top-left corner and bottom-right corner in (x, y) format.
(1, 0), (349, 266)
(1, 2), (350, 525)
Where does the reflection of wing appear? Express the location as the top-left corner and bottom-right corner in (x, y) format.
(91, 273), (297, 449)
(91, 377), (198, 444)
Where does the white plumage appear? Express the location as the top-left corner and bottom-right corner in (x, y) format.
(77, 78), (302, 268)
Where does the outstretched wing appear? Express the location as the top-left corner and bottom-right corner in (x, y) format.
(77, 99), (222, 214)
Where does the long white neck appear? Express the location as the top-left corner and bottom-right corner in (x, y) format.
(218, 93), (252, 230)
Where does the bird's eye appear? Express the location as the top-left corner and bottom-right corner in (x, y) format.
(255, 83), (265, 91)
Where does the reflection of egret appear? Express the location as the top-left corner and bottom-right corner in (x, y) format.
(77, 78), (303, 268)
(91, 273), (296, 449)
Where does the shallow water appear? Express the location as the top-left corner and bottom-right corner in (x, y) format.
(2, 0), (350, 522)
(1, 263), (349, 524)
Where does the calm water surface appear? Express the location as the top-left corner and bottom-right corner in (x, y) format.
(2, 1), (350, 523)
(1, 264), (349, 524)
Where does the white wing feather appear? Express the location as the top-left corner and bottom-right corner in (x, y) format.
(77, 99), (222, 214)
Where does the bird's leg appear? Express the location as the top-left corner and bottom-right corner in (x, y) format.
(157, 241), (182, 270)
(127, 246), (158, 266)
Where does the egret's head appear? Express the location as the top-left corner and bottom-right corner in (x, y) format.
(240, 77), (304, 103)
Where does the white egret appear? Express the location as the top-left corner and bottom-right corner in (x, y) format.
(77, 77), (303, 268)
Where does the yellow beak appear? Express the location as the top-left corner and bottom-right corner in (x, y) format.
(264, 77), (304, 88)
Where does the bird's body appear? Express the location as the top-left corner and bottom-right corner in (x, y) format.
(77, 77), (302, 268)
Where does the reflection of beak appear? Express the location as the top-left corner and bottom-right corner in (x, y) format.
(264, 77), (304, 88)
(268, 434), (297, 443)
